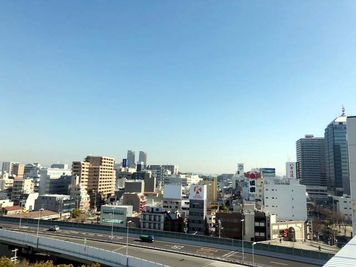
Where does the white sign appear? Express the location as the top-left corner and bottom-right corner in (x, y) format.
(189, 184), (207, 200)
(286, 162), (297, 179)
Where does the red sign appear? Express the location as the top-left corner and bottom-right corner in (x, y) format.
(244, 171), (261, 179)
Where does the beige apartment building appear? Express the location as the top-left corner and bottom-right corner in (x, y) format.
(72, 156), (116, 201)
(12, 163), (25, 178)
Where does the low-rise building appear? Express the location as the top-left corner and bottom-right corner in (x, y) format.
(0, 177), (14, 191)
(269, 218), (306, 241)
(123, 193), (146, 213)
(264, 177), (307, 221)
(332, 195), (352, 221)
(11, 178), (34, 203)
(0, 199), (14, 208)
(215, 212), (244, 239)
(34, 194), (75, 215)
(125, 180), (144, 193)
(22, 193), (39, 211)
(100, 205), (133, 226)
(141, 206), (165, 230)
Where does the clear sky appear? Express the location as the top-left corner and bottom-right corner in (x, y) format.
(1, 1), (356, 175)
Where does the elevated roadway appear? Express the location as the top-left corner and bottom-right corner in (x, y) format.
(1, 223), (322, 267)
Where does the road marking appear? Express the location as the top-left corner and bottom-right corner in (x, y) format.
(222, 251), (236, 257)
(113, 246), (126, 252)
(171, 245), (184, 250)
(225, 251), (239, 258)
(270, 261), (288, 266)
(197, 247), (219, 255)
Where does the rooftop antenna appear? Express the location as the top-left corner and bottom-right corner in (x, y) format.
(341, 105), (345, 116)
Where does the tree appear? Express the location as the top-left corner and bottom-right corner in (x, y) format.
(0, 257), (15, 267)
(71, 209), (81, 218)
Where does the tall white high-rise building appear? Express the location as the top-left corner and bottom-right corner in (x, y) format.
(346, 116), (356, 236)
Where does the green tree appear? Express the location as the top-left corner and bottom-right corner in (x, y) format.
(71, 209), (81, 218)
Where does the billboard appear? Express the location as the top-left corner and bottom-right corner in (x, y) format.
(244, 171), (261, 179)
(189, 184), (207, 200)
(122, 159), (127, 168)
(286, 162), (298, 179)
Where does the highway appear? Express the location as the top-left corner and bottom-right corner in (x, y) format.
(1, 223), (320, 267)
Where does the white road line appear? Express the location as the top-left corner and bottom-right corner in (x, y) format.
(226, 251), (239, 258)
(222, 251), (235, 257)
(113, 246), (126, 252)
(270, 261), (288, 266)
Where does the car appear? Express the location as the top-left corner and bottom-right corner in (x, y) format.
(48, 225), (60, 231)
(139, 235), (154, 243)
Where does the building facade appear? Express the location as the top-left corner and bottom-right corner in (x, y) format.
(297, 135), (327, 197)
(100, 205), (133, 226)
(141, 206), (165, 230)
(188, 184), (207, 234)
(264, 178), (307, 221)
(34, 194), (75, 214)
(127, 150), (136, 168)
(138, 151), (147, 166)
(346, 116), (356, 236)
(11, 179), (34, 203)
(39, 167), (72, 195)
(72, 156), (116, 205)
(325, 114), (350, 195)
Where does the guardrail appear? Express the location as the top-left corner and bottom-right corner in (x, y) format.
(0, 228), (165, 267)
(0, 216), (333, 265)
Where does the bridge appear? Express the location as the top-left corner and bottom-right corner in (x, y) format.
(0, 217), (333, 267)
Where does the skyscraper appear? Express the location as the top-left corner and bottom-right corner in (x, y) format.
(127, 150), (136, 168)
(346, 116), (356, 236)
(296, 135), (326, 187)
(325, 111), (350, 195)
(138, 151), (147, 166)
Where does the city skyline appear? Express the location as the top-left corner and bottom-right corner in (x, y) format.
(1, 1), (356, 174)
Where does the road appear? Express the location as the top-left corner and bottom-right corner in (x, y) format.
(2, 223), (320, 267)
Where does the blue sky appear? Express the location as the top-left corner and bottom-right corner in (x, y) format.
(1, 1), (356, 174)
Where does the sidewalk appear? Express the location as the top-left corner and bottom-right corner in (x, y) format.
(259, 239), (340, 254)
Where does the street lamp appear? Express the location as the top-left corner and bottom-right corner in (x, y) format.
(36, 208), (44, 237)
(110, 208), (114, 240)
(252, 242), (257, 266)
(17, 211), (22, 228)
(241, 218), (245, 262)
(126, 220), (132, 266)
(218, 219), (222, 238)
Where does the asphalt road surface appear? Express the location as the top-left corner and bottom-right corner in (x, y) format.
(1, 223), (321, 267)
